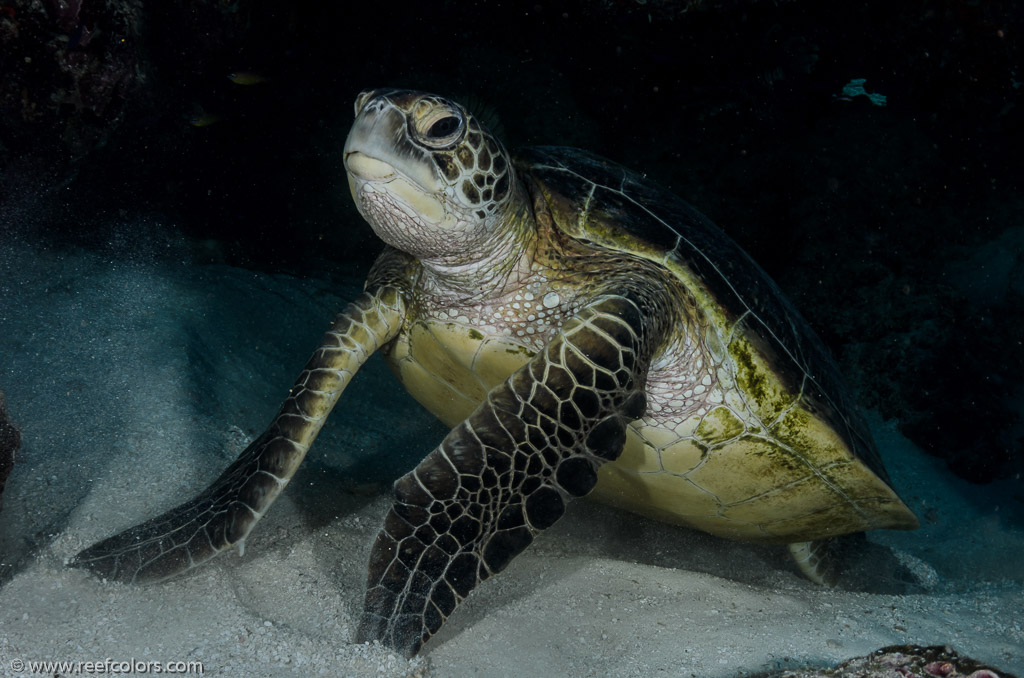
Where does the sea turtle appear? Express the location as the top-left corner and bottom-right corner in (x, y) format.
(73, 89), (919, 656)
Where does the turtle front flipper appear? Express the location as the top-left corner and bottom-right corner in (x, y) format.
(71, 277), (408, 584)
(357, 292), (668, 656)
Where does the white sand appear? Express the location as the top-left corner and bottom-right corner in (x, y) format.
(0, 231), (1021, 677)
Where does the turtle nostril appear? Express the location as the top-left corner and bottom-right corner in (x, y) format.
(354, 89), (380, 117)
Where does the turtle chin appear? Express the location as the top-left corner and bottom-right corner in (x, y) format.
(346, 152), (448, 224)
(348, 172), (477, 261)
(344, 151), (397, 182)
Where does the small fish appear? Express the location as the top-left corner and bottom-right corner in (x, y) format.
(189, 111), (223, 127)
(834, 78), (887, 106)
(227, 71), (268, 85)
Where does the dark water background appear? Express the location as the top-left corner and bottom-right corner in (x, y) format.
(3, 0), (1021, 489)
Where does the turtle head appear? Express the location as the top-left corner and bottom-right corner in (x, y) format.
(344, 89), (521, 266)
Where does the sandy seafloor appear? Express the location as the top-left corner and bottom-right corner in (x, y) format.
(0, 226), (1021, 678)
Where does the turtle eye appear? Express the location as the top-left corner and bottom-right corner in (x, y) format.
(413, 104), (466, 148)
(428, 116), (461, 139)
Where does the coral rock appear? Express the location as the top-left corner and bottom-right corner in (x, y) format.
(753, 645), (1016, 678)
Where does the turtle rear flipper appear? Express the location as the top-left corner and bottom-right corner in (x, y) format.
(71, 282), (408, 584)
(788, 539), (840, 586)
(357, 292), (668, 656)
(788, 534), (926, 593)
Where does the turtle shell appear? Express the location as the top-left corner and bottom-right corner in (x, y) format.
(516, 146), (918, 539)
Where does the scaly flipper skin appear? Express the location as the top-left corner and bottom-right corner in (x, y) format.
(356, 292), (666, 656)
(71, 255), (411, 584)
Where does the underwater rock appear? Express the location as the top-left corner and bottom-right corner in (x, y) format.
(752, 645), (1016, 678)
(0, 0), (248, 184)
(0, 388), (19, 512)
(0, 0), (145, 164)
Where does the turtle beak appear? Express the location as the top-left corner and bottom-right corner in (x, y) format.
(344, 92), (451, 230)
(344, 95), (440, 192)
(344, 98), (398, 174)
